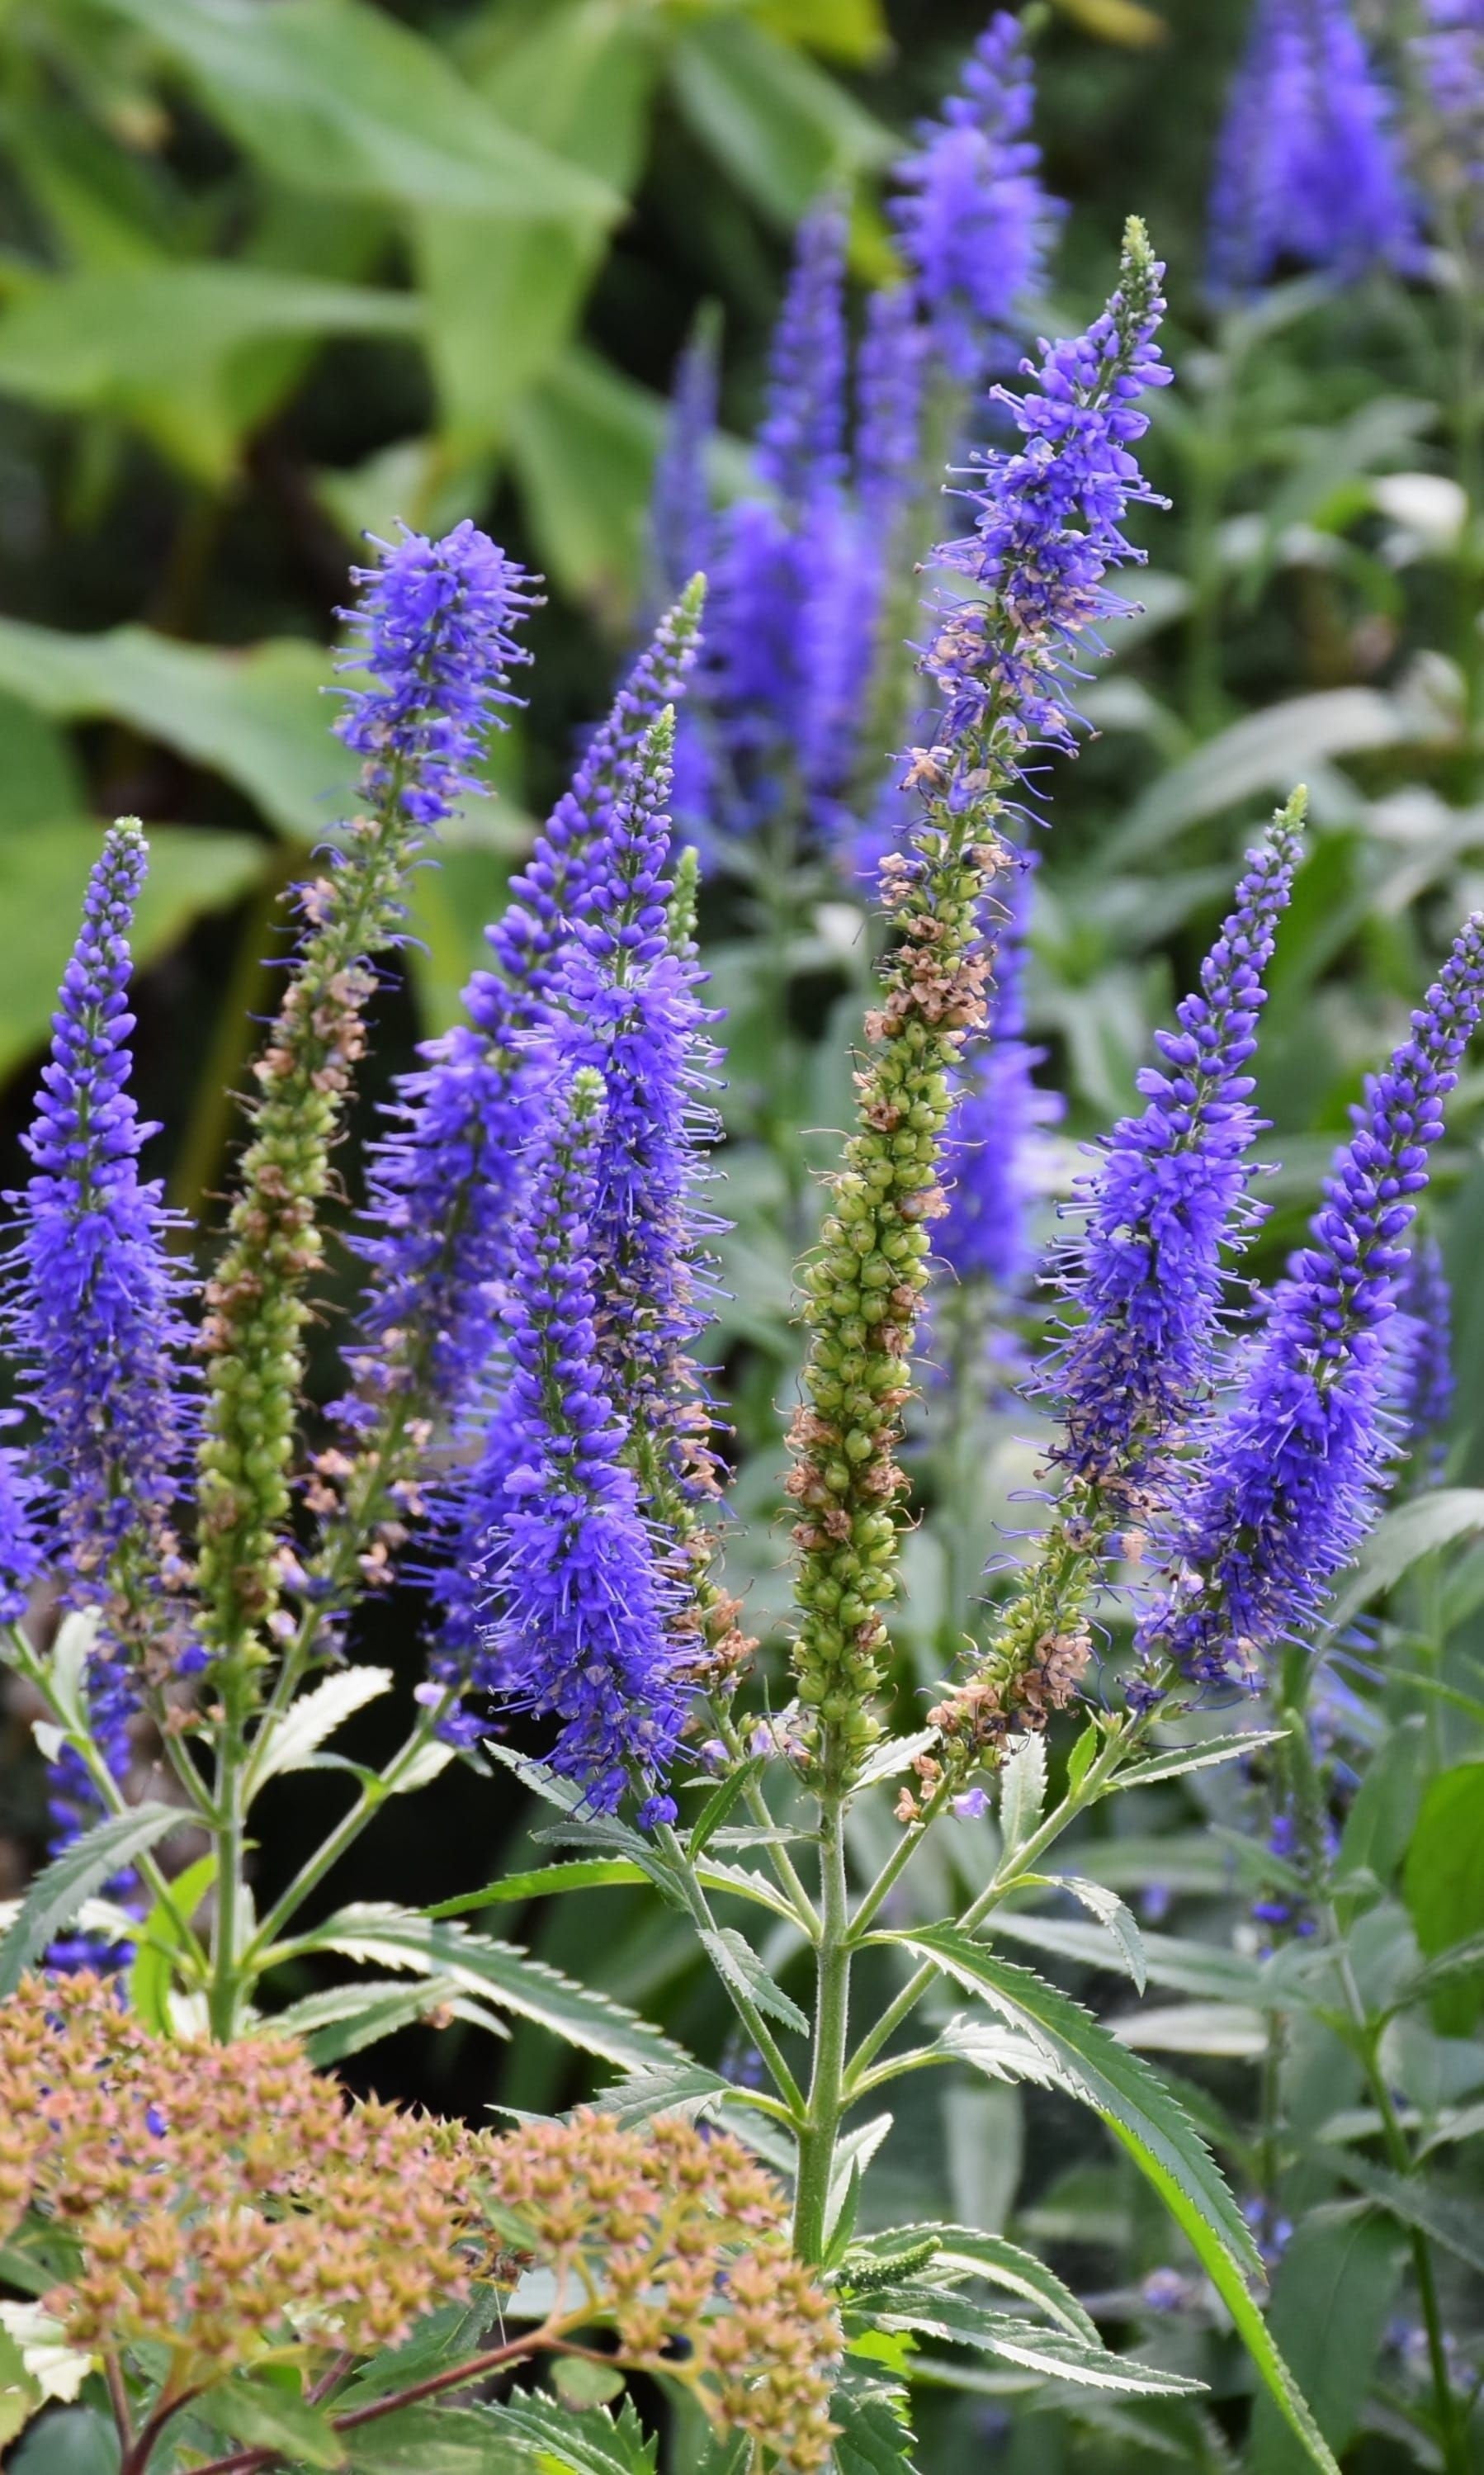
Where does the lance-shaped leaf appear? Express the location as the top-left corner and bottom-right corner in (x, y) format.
(246, 1667), (394, 1791)
(881, 1926), (1340, 2475)
(848, 2283), (1203, 2396)
(0, 1805), (186, 1995)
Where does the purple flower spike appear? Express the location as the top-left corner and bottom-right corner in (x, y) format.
(336, 519), (536, 828)
(1394, 1233), (1453, 1465)
(938, 862), (1060, 1295)
(1137, 911), (1484, 1698)
(1208, 0), (1422, 299)
(345, 584), (704, 1422)
(919, 224), (1170, 806)
(1047, 799), (1305, 1520)
(651, 325), (718, 605)
(0, 1422), (40, 1626)
(856, 285), (926, 524)
(891, 12), (1061, 383)
(474, 1066), (690, 1811)
(755, 196), (849, 504)
(6, 821), (194, 1606)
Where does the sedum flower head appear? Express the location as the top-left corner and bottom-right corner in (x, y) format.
(891, 11), (1061, 382)
(1047, 797), (1305, 1520)
(1208, 0), (1421, 299)
(1137, 912), (1484, 1697)
(7, 820), (193, 1613)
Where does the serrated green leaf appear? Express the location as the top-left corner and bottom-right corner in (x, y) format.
(986, 1911), (1263, 2003)
(0, 1805), (184, 1996)
(195, 2378), (345, 2469)
(855, 2284), (1203, 2395)
(551, 2358), (625, 2408)
(1246, 2208), (1405, 2475)
(844, 2222), (1099, 2346)
(493, 2391), (659, 2475)
(1316, 2148), (1484, 2277)
(248, 1667), (394, 1791)
(343, 2402), (536, 2475)
(1113, 1730), (1288, 1791)
(1055, 1879), (1148, 1993)
(999, 1736), (1047, 1854)
(886, 1927), (1339, 2474)
(270, 1973), (481, 2064)
(829, 2384), (916, 2475)
(688, 1759), (763, 1859)
(284, 1904), (684, 2073)
(429, 1862), (650, 1918)
(1327, 1490), (1484, 1630)
(699, 1927), (809, 2036)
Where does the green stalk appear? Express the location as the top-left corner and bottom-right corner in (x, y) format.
(792, 1785), (852, 2263)
(655, 1822), (807, 2119)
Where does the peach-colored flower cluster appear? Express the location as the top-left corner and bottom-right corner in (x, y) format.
(486, 2111), (842, 2472)
(0, 1977), (841, 2474)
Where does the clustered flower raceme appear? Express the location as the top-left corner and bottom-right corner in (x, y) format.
(936, 859), (1061, 1308)
(486, 2111), (842, 2472)
(1136, 912), (1484, 1700)
(890, 9), (1061, 385)
(1394, 1232), (1454, 1465)
(0, 1974), (840, 2475)
(1208, 0), (1422, 297)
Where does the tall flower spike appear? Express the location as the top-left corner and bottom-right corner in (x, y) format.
(196, 524), (536, 1666)
(1208, 0), (1421, 299)
(921, 230), (1170, 795)
(929, 798), (1304, 1778)
(786, 224), (1170, 1788)
(1137, 912), (1484, 1700)
(342, 580), (705, 1435)
(651, 321), (719, 607)
(1394, 1233), (1453, 1469)
(1050, 794), (1306, 1515)
(936, 859), (1059, 1297)
(855, 284), (927, 525)
(891, 11), (1061, 385)
(7, 819), (193, 1632)
(754, 195), (849, 503)
(474, 1065), (689, 1813)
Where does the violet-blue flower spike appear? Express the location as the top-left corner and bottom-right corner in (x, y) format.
(754, 194), (849, 504)
(1049, 794), (1306, 1521)
(937, 861), (1060, 1294)
(1208, 0), (1422, 299)
(1394, 1233), (1453, 1469)
(856, 285), (927, 526)
(347, 581), (705, 1425)
(651, 324), (719, 606)
(891, 10), (1061, 383)
(547, 711), (725, 1528)
(480, 1064), (689, 1813)
(1137, 911), (1484, 1700)
(1415, 0), (1484, 212)
(7, 820), (194, 1618)
(920, 220), (1171, 806)
(336, 518), (536, 827)
(0, 1427), (40, 1627)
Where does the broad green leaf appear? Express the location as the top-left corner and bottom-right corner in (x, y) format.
(0, 821), (264, 1080)
(0, 1805), (184, 1995)
(669, 16), (893, 231)
(699, 1926), (809, 2035)
(343, 2403), (539, 2475)
(0, 622), (354, 839)
(1399, 1928), (1484, 2003)
(829, 2385), (915, 2475)
(998, 1735), (1047, 1854)
(247, 1667), (394, 1790)
(7, 2405), (118, 2475)
(1337, 1714), (1428, 1896)
(1403, 1760), (1484, 2032)
(505, 347), (664, 620)
(854, 2283), (1201, 2395)
(286, 1903), (685, 2072)
(195, 2378), (345, 2470)
(1326, 1489), (1484, 1630)
(551, 2359), (626, 2409)
(417, 2), (658, 453)
(0, 693), (86, 829)
(888, 1927), (1340, 2473)
(1104, 690), (1411, 862)
(0, 264), (419, 481)
(0, 2318), (39, 2449)
(986, 1912), (1262, 2004)
(593, 2060), (738, 2127)
(1049, 0), (1167, 40)
(753, 0), (890, 64)
(129, 1851), (216, 2032)
(1109, 2002), (1268, 2058)
(1246, 2208), (1405, 2475)
(1319, 2148), (1484, 2278)
(492, 2392), (659, 2475)
(98, 0), (617, 224)
(1113, 1729), (1288, 1791)
(1067, 1832), (1237, 1896)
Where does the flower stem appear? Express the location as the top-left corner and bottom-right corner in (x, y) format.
(792, 1785), (852, 2263)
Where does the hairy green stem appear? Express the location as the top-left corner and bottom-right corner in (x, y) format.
(792, 1786), (852, 2263)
